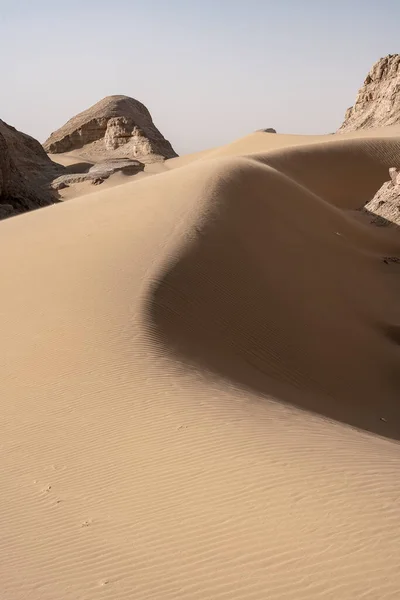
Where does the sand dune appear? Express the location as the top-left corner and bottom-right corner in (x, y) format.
(1, 131), (400, 599)
(168, 126), (400, 167)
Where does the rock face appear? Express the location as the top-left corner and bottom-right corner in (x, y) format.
(363, 167), (400, 227)
(43, 96), (178, 162)
(258, 128), (277, 133)
(339, 55), (400, 132)
(0, 119), (63, 219)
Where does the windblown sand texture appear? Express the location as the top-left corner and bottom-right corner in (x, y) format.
(1, 129), (400, 599)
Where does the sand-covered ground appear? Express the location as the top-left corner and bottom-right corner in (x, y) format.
(1, 129), (400, 599)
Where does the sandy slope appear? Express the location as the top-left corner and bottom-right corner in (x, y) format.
(1, 130), (400, 599)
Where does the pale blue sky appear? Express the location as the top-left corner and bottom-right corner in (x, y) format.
(1, 0), (399, 154)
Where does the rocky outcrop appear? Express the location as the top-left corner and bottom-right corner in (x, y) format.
(44, 96), (178, 162)
(363, 167), (400, 227)
(88, 158), (144, 178)
(51, 158), (145, 189)
(258, 128), (277, 133)
(0, 120), (63, 219)
(339, 55), (400, 132)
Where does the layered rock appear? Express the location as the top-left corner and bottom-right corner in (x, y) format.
(51, 158), (145, 189)
(363, 167), (400, 227)
(0, 120), (63, 219)
(44, 96), (178, 162)
(339, 55), (400, 132)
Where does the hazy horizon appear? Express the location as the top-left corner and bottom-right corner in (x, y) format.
(2, 0), (400, 155)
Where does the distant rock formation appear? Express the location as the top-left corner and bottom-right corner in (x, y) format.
(51, 158), (145, 189)
(257, 128), (277, 133)
(0, 120), (63, 219)
(363, 166), (400, 227)
(339, 55), (400, 132)
(44, 96), (178, 162)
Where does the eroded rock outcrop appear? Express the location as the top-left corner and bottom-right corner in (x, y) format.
(51, 158), (145, 189)
(0, 120), (63, 219)
(44, 96), (178, 162)
(363, 167), (400, 227)
(339, 55), (400, 132)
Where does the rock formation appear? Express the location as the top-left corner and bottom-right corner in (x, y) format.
(44, 96), (178, 162)
(258, 128), (277, 133)
(363, 166), (400, 227)
(0, 119), (63, 219)
(51, 158), (145, 189)
(339, 55), (400, 132)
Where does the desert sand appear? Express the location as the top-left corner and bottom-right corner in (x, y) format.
(1, 128), (400, 599)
